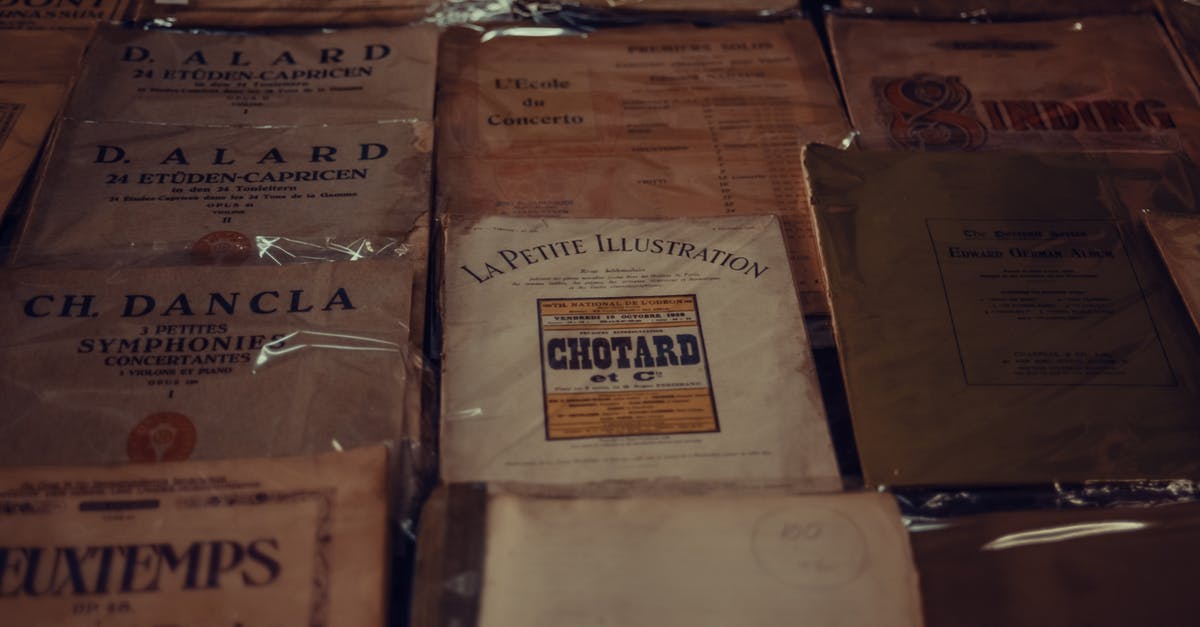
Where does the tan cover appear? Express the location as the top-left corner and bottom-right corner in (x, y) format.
(567, 0), (797, 14)
(15, 118), (431, 266)
(67, 24), (437, 126)
(829, 15), (1200, 159)
(805, 146), (1200, 486)
(0, 446), (388, 627)
(414, 486), (922, 627)
(440, 214), (839, 489)
(0, 260), (413, 468)
(0, 29), (91, 83)
(837, 0), (1150, 18)
(0, 0), (127, 29)
(1145, 211), (1200, 334)
(0, 82), (67, 219)
(912, 502), (1200, 627)
(134, 0), (428, 26)
(437, 22), (849, 314)
(1159, 0), (1200, 89)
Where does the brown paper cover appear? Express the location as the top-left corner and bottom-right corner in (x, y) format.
(1159, 0), (1200, 90)
(413, 486), (922, 627)
(15, 118), (431, 267)
(0, 0), (127, 30)
(0, 260), (413, 467)
(437, 22), (849, 314)
(837, 0), (1151, 18)
(565, 0), (797, 14)
(829, 15), (1200, 158)
(67, 24), (437, 126)
(1145, 211), (1200, 334)
(912, 502), (1200, 627)
(0, 82), (66, 219)
(0, 29), (91, 83)
(805, 146), (1200, 486)
(0, 446), (388, 627)
(440, 214), (839, 489)
(134, 0), (428, 26)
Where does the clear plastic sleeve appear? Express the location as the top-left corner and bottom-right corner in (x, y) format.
(436, 20), (849, 316)
(909, 500), (1200, 627)
(0, 259), (430, 525)
(413, 484), (922, 627)
(826, 13), (1200, 160)
(0, 446), (391, 627)
(64, 23), (438, 127)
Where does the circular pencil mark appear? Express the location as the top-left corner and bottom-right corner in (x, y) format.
(191, 230), (254, 265)
(751, 506), (867, 587)
(127, 412), (197, 463)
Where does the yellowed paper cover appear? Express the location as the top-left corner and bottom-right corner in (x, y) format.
(0, 82), (66, 219)
(805, 145), (1200, 487)
(830, 15), (1200, 158)
(414, 487), (921, 627)
(1146, 211), (1200, 334)
(134, 0), (428, 26)
(0, 260), (412, 467)
(438, 22), (849, 314)
(0, 447), (387, 627)
(67, 24), (437, 126)
(0, 0), (127, 29)
(0, 29), (91, 83)
(837, 0), (1150, 18)
(15, 118), (431, 266)
(441, 215), (839, 489)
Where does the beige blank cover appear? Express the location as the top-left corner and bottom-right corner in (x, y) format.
(67, 23), (437, 126)
(441, 215), (838, 489)
(15, 118), (431, 266)
(415, 487), (922, 627)
(0, 446), (387, 627)
(0, 260), (413, 467)
(437, 22), (849, 313)
(830, 15), (1200, 158)
(0, 82), (66, 219)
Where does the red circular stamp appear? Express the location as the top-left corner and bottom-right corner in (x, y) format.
(127, 412), (197, 463)
(191, 230), (254, 265)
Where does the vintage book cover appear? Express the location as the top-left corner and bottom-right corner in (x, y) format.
(0, 0), (127, 29)
(413, 486), (922, 627)
(440, 215), (839, 489)
(437, 22), (849, 314)
(912, 502), (1200, 627)
(0, 446), (388, 627)
(836, 0), (1150, 18)
(15, 118), (431, 267)
(0, 260), (414, 469)
(1145, 211), (1200, 334)
(805, 146), (1200, 486)
(0, 29), (92, 83)
(829, 15), (1200, 158)
(0, 82), (67, 220)
(134, 0), (428, 26)
(66, 23), (437, 126)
